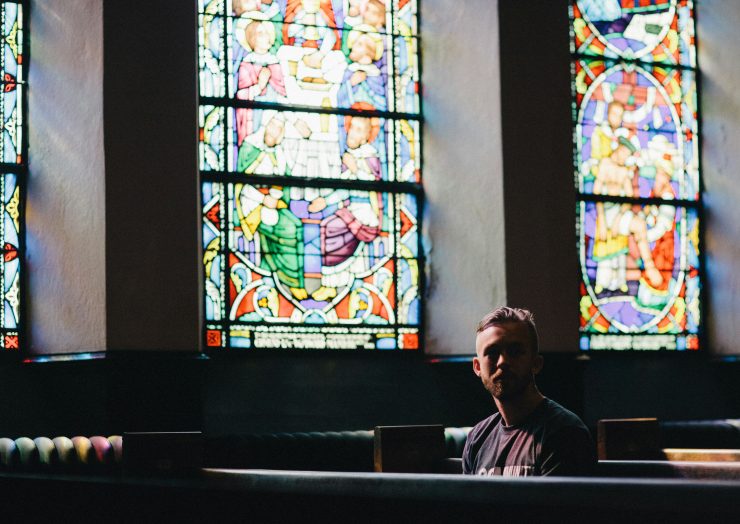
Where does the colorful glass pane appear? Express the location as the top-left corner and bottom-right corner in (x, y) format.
(202, 180), (421, 349)
(199, 105), (227, 171)
(197, 2), (419, 115)
(226, 19), (395, 111)
(0, 1), (22, 349)
(578, 202), (699, 344)
(228, 108), (392, 180)
(200, 0), (421, 351)
(571, 0), (696, 68)
(220, 0), (394, 33)
(393, 34), (419, 114)
(572, 1), (700, 351)
(574, 60), (699, 201)
(0, 1), (23, 165)
(392, 0), (417, 37)
(199, 14), (226, 98)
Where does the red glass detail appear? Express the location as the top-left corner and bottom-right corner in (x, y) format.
(402, 333), (418, 350)
(400, 209), (413, 237)
(206, 329), (222, 347)
(3, 73), (16, 92)
(206, 203), (220, 225)
(4, 335), (18, 349)
(3, 243), (17, 262)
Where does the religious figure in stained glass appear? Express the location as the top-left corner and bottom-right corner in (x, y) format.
(228, 182), (397, 321)
(571, 0), (700, 351)
(238, 184), (306, 297)
(337, 28), (386, 110)
(235, 19), (287, 138)
(237, 112), (290, 174)
(199, 0), (422, 350)
(313, 110), (384, 300)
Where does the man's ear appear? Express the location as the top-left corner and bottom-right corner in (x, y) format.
(472, 356), (481, 377)
(532, 354), (544, 376)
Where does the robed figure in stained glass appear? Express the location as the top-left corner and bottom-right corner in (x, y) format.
(337, 27), (386, 111)
(237, 111), (293, 175)
(237, 184), (308, 300)
(235, 19), (287, 141)
(312, 108), (384, 301)
(592, 135), (663, 293)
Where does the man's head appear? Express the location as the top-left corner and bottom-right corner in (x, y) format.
(473, 307), (543, 402)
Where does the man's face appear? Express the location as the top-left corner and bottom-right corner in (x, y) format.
(473, 322), (542, 402)
(264, 118), (285, 147)
(346, 117), (371, 149)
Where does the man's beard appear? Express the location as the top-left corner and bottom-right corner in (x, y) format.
(486, 372), (533, 401)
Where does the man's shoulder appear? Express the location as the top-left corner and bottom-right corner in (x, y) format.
(539, 398), (590, 433)
(467, 412), (503, 443)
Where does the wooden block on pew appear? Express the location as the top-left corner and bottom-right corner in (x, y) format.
(123, 431), (203, 476)
(374, 425), (445, 473)
(662, 448), (740, 462)
(597, 418), (661, 460)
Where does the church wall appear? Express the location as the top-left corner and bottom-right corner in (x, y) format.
(103, 1), (201, 351)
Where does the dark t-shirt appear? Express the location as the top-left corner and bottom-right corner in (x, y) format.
(462, 398), (596, 476)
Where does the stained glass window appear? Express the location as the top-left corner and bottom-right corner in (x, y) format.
(199, 0), (422, 351)
(571, 0), (701, 351)
(0, 1), (24, 351)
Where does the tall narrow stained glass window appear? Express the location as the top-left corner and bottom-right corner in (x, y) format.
(199, 0), (422, 351)
(0, 2), (24, 350)
(571, 0), (701, 351)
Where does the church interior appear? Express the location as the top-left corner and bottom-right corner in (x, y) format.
(1, 0), (740, 520)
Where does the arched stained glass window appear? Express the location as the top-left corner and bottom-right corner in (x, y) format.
(0, 1), (24, 351)
(198, 0), (422, 351)
(571, 0), (701, 351)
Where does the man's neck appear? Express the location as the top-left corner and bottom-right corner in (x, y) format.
(494, 386), (545, 427)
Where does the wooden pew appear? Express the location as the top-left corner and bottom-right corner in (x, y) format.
(373, 425), (446, 473)
(597, 418), (740, 462)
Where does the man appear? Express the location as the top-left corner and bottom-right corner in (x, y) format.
(463, 307), (596, 476)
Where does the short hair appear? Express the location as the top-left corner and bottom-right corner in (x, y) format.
(476, 307), (539, 354)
